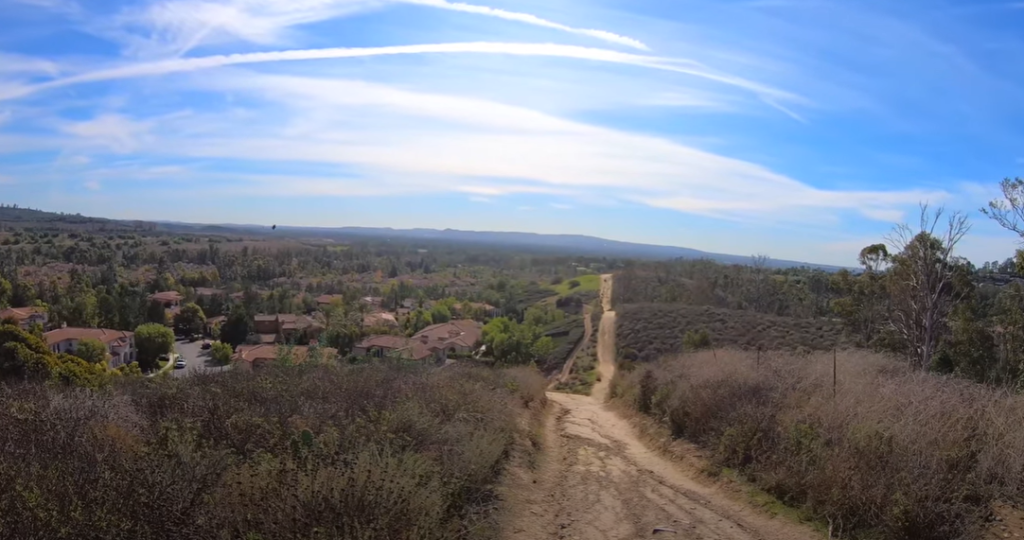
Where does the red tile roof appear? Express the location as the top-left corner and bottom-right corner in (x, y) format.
(317, 294), (345, 305)
(413, 320), (482, 348)
(357, 335), (412, 350)
(149, 291), (183, 303)
(44, 328), (134, 347)
(234, 344), (337, 364)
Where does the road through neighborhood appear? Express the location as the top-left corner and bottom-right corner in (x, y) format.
(500, 275), (818, 540)
(172, 339), (230, 378)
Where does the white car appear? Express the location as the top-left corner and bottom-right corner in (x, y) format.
(174, 356), (187, 369)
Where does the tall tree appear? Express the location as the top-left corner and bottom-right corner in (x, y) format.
(220, 307), (253, 349)
(73, 338), (110, 365)
(145, 300), (167, 325)
(886, 205), (971, 370)
(173, 303), (206, 336)
(982, 177), (1024, 239)
(134, 323), (174, 373)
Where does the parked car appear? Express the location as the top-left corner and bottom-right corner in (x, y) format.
(188, 334), (200, 342)
(174, 356), (187, 369)
(201, 340), (212, 350)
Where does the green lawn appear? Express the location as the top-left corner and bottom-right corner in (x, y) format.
(549, 274), (601, 297)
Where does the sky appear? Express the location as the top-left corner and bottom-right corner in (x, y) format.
(1, 0), (1024, 266)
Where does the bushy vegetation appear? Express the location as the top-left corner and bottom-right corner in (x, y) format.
(616, 304), (848, 362)
(549, 274), (599, 297)
(0, 324), (128, 388)
(612, 350), (1024, 540)
(0, 362), (546, 539)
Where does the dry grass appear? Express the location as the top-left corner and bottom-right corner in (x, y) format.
(616, 304), (849, 362)
(612, 349), (1024, 540)
(0, 362), (546, 540)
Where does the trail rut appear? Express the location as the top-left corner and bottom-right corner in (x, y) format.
(500, 274), (818, 540)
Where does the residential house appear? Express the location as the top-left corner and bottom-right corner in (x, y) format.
(253, 314), (323, 345)
(316, 294), (345, 308)
(362, 312), (399, 330)
(452, 302), (501, 320)
(0, 306), (48, 330)
(149, 291), (183, 309)
(44, 327), (136, 368)
(354, 319), (482, 362)
(233, 344), (338, 371)
(205, 315), (226, 336)
(150, 291), (184, 320)
(194, 287), (226, 298)
(360, 296), (383, 309)
(413, 320), (482, 356)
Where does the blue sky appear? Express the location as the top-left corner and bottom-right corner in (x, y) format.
(2, 0), (1024, 266)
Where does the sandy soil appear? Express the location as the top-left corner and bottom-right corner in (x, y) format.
(499, 274), (820, 540)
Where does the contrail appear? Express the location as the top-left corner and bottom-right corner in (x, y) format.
(399, 0), (649, 50)
(0, 42), (800, 105)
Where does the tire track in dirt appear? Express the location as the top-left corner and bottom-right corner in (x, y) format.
(500, 274), (819, 540)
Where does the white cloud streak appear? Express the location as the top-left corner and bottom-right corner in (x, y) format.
(87, 72), (927, 223)
(60, 114), (152, 152)
(399, 0), (649, 50)
(0, 42), (802, 108)
(0, 52), (60, 76)
(114, 0), (646, 57)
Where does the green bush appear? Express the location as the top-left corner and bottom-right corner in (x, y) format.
(682, 328), (712, 351)
(210, 341), (233, 365)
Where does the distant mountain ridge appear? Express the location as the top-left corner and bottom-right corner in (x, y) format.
(226, 225), (846, 270)
(0, 205), (845, 270)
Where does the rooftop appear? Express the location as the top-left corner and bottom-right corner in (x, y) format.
(234, 344), (337, 364)
(45, 327), (134, 347)
(149, 291), (184, 303)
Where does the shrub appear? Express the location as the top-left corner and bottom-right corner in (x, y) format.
(0, 363), (546, 539)
(616, 304), (848, 362)
(210, 341), (233, 365)
(567, 279), (581, 290)
(682, 328), (711, 351)
(612, 349), (1024, 540)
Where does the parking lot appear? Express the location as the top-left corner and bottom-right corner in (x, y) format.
(172, 338), (231, 378)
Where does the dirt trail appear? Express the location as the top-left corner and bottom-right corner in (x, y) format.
(500, 274), (818, 540)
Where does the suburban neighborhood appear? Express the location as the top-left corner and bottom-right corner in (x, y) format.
(1, 282), (501, 375)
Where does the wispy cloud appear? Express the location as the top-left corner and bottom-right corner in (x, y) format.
(549, 202), (573, 209)
(83, 179), (101, 190)
(73, 71), (930, 223)
(60, 114), (151, 153)
(0, 52), (59, 76)
(111, 0), (646, 58)
(400, 0), (649, 50)
(0, 42), (802, 110)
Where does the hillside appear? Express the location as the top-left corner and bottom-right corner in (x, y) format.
(616, 303), (850, 362)
(0, 203), (842, 269)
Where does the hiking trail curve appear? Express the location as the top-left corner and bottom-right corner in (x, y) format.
(499, 274), (819, 540)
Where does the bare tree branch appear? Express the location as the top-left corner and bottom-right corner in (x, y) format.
(885, 205), (971, 369)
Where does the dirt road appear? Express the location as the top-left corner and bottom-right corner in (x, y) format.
(500, 274), (818, 540)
